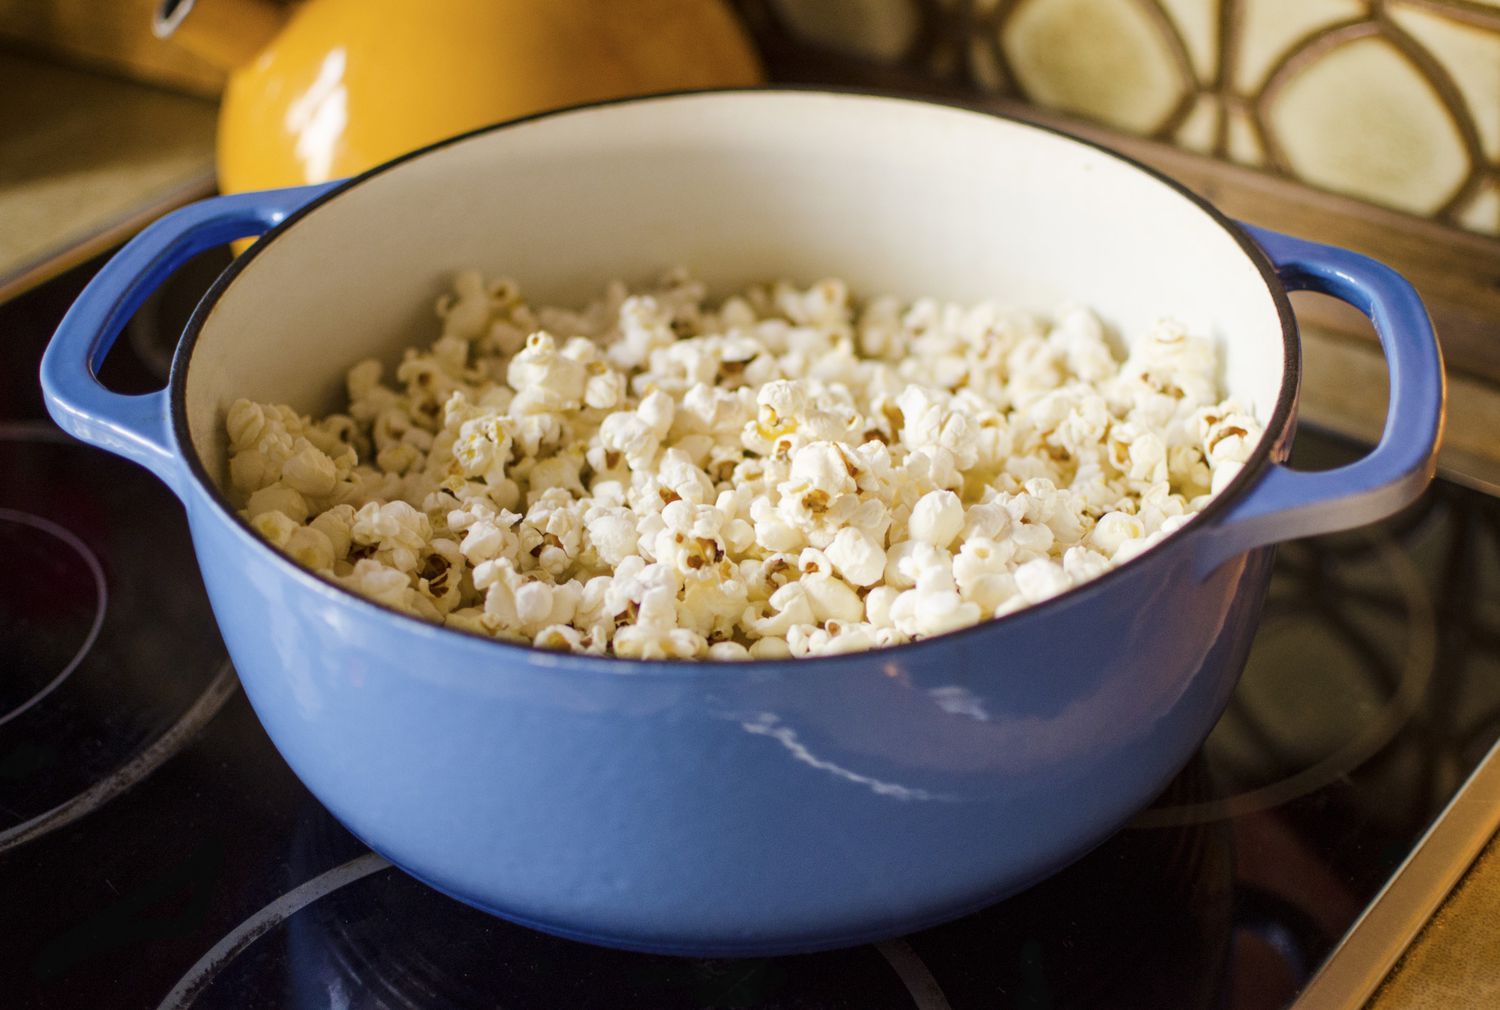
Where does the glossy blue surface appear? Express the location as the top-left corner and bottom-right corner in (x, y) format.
(39, 182), (339, 499)
(40, 171), (1444, 956)
(1201, 225), (1446, 572)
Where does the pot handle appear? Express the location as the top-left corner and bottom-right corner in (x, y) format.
(39, 182), (341, 500)
(1201, 225), (1445, 574)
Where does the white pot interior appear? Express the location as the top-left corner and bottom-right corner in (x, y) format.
(184, 91), (1287, 486)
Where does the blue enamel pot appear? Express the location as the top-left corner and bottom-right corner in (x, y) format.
(40, 91), (1444, 956)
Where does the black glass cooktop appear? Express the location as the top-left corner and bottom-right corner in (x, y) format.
(3, 256), (1498, 1010)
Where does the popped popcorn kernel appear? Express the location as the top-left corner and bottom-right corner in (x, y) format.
(228, 270), (1261, 659)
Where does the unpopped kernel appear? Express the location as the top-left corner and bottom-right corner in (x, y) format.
(226, 271), (1262, 659)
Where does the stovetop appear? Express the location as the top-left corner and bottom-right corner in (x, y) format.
(3, 255), (1499, 1010)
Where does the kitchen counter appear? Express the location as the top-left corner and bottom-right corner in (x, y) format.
(0, 50), (216, 302)
(1294, 728), (1500, 1008)
(1370, 834), (1500, 1007)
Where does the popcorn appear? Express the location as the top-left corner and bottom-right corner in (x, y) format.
(457, 509), (519, 565)
(657, 449), (715, 505)
(1062, 545), (1112, 584)
(613, 586), (705, 659)
(1211, 459), (1244, 496)
(1201, 410), (1259, 466)
(245, 484), (309, 523)
(506, 331), (586, 409)
(229, 449), (278, 495)
(226, 399), (272, 452)
(801, 573), (865, 624)
(599, 411), (659, 471)
(341, 558), (416, 611)
(414, 538), (464, 612)
(1090, 511), (1147, 560)
(708, 641), (751, 661)
(584, 506), (639, 567)
(637, 389), (676, 439)
(749, 497), (804, 553)
(250, 509), (299, 548)
(884, 539), (951, 591)
(753, 581), (817, 637)
(863, 585), (900, 627)
(908, 490), (964, 548)
(1014, 558), (1072, 605)
(535, 624), (589, 653)
(437, 270), (493, 341)
(283, 525), (336, 572)
(346, 359), (384, 401)
(953, 537), (1019, 611)
(609, 295), (676, 370)
(788, 441), (856, 496)
(748, 636), (792, 660)
(229, 270), (1261, 659)
(309, 504), (356, 558)
(889, 567), (983, 637)
(351, 500), (430, 572)
(825, 527), (885, 587)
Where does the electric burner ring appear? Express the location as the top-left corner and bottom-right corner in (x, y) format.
(156, 854), (955, 1010)
(0, 507), (107, 729)
(1136, 528), (1437, 828)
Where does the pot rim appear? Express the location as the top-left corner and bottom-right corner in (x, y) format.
(168, 86), (1300, 675)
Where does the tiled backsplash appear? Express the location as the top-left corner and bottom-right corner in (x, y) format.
(742, 0), (1500, 235)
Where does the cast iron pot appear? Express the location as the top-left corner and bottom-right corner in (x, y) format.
(40, 91), (1444, 957)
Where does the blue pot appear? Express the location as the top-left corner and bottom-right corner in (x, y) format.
(39, 91), (1444, 956)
